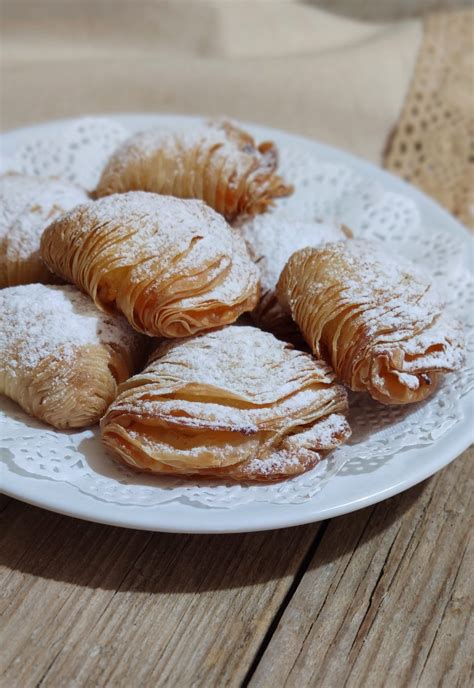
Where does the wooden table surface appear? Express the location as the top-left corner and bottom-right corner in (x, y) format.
(1, 445), (472, 687)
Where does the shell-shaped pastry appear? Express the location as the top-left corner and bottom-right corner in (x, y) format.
(277, 240), (465, 405)
(237, 213), (351, 340)
(0, 284), (145, 429)
(101, 326), (351, 482)
(0, 174), (88, 288)
(40, 192), (260, 338)
(95, 120), (293, 220)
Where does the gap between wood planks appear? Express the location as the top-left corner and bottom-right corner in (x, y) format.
(1, 449), (472, 687)
(241, 521), (331, 687)
(248, 450), (473, 688)
(0, 504), (319, 687)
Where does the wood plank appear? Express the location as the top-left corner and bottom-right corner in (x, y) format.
(249, 447), (473, 688)
(417, 528), (473, 688)
(0, 496), (75, 589)
(0, 501), (318, 688)
(0, 503), (153, 687)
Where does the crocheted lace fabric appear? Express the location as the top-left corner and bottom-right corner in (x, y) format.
(384, 10), (474, 229)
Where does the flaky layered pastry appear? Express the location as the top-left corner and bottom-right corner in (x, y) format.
(237, 213), (350, 339)
(0, 284), (144, 429)
(101, 326), (351, 482)
(277, 240), (465, 405)
(40, 192), (259, 337)
(95, 120), (292, 220)
(0, 173), (88, 288)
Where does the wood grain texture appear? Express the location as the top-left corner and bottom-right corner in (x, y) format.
(249, 447), (474, 688)
(0, 502), (318, 688)
(1, 450), (472, 688)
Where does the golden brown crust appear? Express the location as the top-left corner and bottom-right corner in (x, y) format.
(40, 192), (260, 338)
(101, 326), (351, 482)
(0, 173), (88, 288)
(236, 214), (350, 343)
(277, 240), (465, 405)
(0, 284), (145, 429)
(2, 345), (126, 429)
(95, 120), (293, 220)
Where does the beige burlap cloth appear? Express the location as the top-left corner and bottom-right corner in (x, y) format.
(1, 1), (472, 226)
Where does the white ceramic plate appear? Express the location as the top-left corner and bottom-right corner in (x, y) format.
(1, 114), (473, 533)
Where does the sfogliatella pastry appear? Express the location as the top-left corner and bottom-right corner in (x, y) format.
(277, 240), (465, 405)
(237, 213), (350, 339)
(0, 173), (88, 288)
(95, 120), (292, 220)
(0, 284), (144, 429)
(101, 326), (351, 482)
(40, 192), (259, 338)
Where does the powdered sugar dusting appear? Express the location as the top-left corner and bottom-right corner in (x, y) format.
(122, 386), (340, 432)
(174, 230), (259, 309)
(235, 412), (351, 477)
(145, 326), (338, 406)
(0, 174), (88, 261)
(95, 118), (292, 219)
(104, 325), (349, 479)
(306, 240), (462, 361)
(0, 284), (138, 376)
(43, 191), (259, 336)
(238, 212), (348, 296)
(53, 192), (237, 282)
(61, 191), (231, 246)
(239, 452), (303, 477)
(281, 239), (465, 402)
(108, 121), (258, 183)
(285, 413), (350, 450)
